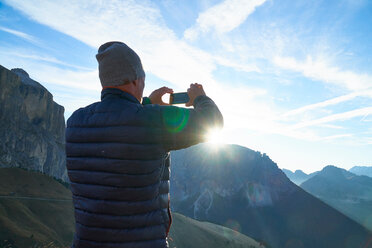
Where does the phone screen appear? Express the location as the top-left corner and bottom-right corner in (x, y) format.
(170, 92), (190, 104)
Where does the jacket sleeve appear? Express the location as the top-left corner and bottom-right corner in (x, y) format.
(160, 95), (223, 151)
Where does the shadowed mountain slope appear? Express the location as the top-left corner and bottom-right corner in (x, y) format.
(170, 144), (372, 248)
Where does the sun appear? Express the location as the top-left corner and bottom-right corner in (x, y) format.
(206, 128), (225, 147)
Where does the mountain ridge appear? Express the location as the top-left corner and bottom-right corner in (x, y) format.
(282, 168), (318, 185)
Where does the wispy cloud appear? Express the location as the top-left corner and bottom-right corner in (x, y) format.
(0, 26), (40, 44)
(32, 65), (100, 92)
(0, 52), (100, 92)
(320, 134), (353, 141)
(212, 55), (261, 73)
(184, 0), (267, 40)
(282, 89), (372, 117)
(290, 107), (372, 130)
(318, 124), (345, 129)
(274, 55), (372, 91)
(0, 49), (92, 70)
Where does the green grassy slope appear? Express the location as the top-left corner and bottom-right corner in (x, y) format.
(168, 213), (263, 248)
(0, 168), (74, 248)
(0, 168), (264, 248)
(0, 167), (71, 198)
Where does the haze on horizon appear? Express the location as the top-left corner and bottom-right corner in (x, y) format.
(0, 0), (371, 173)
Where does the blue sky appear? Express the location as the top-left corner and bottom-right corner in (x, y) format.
(0, 0), (371, 173)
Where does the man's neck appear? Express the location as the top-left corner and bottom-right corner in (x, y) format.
(102, 86), (141, 102)
(103, 85), (130, 93)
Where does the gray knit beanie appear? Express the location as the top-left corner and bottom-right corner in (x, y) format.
(96, 41), (145, 87)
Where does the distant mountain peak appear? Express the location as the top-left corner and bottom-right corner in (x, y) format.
(323, 165), (338, 170)
(321, 165), (340, 173)
(282, 168), (292, 173)
(349, 166), (372, 178)
(282, 168), (314, 185)
(319, 165), (354, 180)
(301, 164), (372, 199)
(294, 169), (307, 176)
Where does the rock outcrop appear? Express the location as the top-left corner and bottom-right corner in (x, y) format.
(0, 65), (67, 181)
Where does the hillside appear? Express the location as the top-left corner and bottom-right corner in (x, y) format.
(301, 165), (372, 231)
(170, 144), (372, 248)
(0, 167), (263, 248)
(168, 213), (264, 248)
(0, 168), (74, 248)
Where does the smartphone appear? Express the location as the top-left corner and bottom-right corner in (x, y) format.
(169, 92), (190, 104)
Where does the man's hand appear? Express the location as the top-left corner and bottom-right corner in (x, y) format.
(186, 83), (206, 107)
(149, 86), (174, 105)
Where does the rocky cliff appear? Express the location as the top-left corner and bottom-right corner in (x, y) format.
(0, 65), (67, 181)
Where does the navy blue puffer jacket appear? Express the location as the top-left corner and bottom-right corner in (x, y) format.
(66, 88), (223, 248)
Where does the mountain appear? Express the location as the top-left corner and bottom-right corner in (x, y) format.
(170, 144), (372, 248)
(0, 65), (67, 181)
(350, 166), (372, 178)
(301, 165), (372, 231)
(0, 167), (263, 248)
(281, 169), (318, 185)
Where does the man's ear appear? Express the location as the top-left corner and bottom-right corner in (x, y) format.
(131, 78), (140, 86)
(124, 79), (136, 85)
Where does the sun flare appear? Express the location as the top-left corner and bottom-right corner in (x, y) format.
(206, 128), (225, 146)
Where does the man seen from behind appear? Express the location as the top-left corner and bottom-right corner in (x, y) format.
(65, 41), (223, 248)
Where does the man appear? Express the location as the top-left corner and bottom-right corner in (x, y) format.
(66, 41), (223, 248)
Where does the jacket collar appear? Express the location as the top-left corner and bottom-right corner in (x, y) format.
(101, 88), (140, 104)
